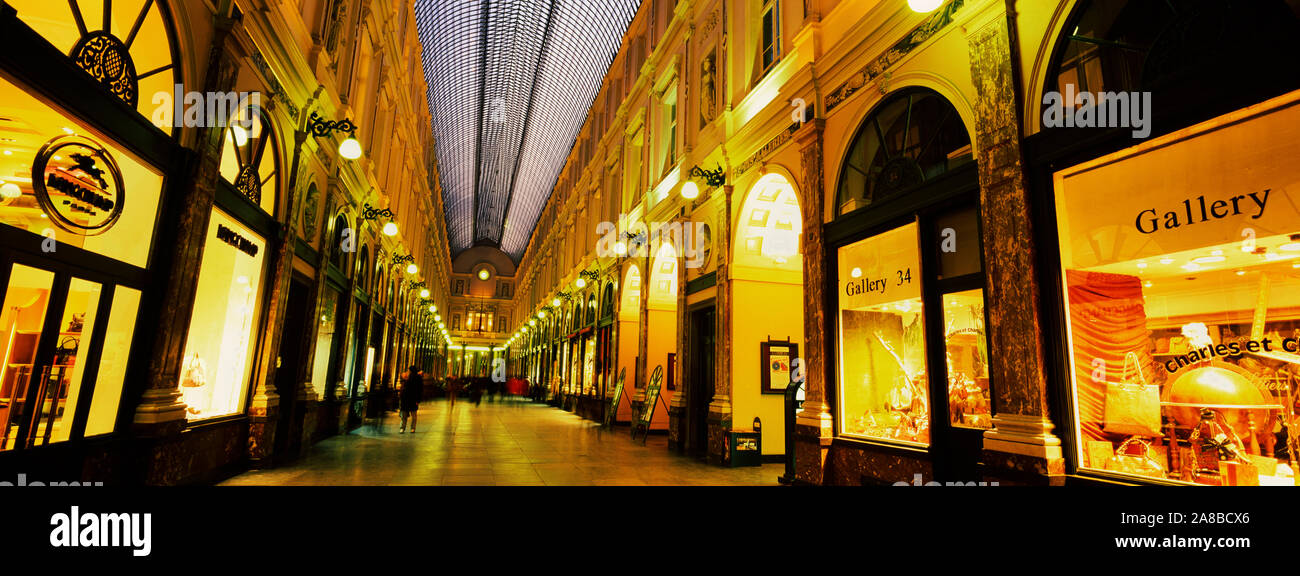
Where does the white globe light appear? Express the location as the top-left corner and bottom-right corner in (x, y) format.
(614, 241), (628, 256)
(339, 137), (363, 160)
(0, 182), (21, 200)
(908, 0), (943, 12)
(382, 221), (398, 236)
(406, 263), (418, 275)
(575, 277), (586, 288)
(420, 289), (430, 298)
(428, 305), (436, 313)
(551, 298), (561, 307)
(680, 181), (699, 200)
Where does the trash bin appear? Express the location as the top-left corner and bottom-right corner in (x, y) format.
(728, 430), (762, 467)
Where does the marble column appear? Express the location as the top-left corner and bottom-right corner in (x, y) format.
(132, 17), (242, 484)
(668, 216), (690, 452)
(245, 127), (313, 467)
(967, 16), (1064, 485)
(793, 120), (833, 485)
(707, 184), (734, 465)
(634, 245), (651, 417)
(292, 189), (334, 454)
(329, 228), (359, 434)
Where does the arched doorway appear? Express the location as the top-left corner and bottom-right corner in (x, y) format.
(614, 264), (641, 423)
(724, 171), (804, 460)
(828, 86), (988, 484)
(644, 241), (678, 431)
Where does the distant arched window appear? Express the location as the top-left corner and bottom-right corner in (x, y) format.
(357, 245), (370, 290)
(586, 294), (598, 326)
(331, 214), (350, 272)
(600, 282), (615, 320)
(836, 88), (972, 216)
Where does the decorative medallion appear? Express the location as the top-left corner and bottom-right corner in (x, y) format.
(874, 157), (924, 201)
(302, 185), (320, 238)
(31, 135), (126, 236)
(235, 165), (262, 204)
(698, 223), (713, 271)
(71, 31), (138, 108)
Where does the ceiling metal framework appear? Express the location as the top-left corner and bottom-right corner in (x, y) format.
(414, 0), (640, 261)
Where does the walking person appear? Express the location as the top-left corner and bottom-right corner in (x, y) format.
(399, 365), (424, 433)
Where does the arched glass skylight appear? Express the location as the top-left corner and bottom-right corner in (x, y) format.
(414, 0), (640, 260)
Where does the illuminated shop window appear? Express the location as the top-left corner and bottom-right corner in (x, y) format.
(0, 77), (163, 268)
(0, 270), (141, 450)
(835, 89), (972, 216)
(310, 287), (341, 398)
(84, 286), (140, 436)
(1056, 92), (1300, 486)
(177, 208), (267, 421)
(9, 0), (181, 133)
(836, 222), (928, 445)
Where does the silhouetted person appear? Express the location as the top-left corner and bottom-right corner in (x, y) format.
(447, 377), (459, 409)
(399, 365), (423, 433)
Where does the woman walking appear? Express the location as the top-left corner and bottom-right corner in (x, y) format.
(399, 365), (423, 433)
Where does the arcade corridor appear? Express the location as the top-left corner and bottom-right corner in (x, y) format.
(221, 399), (782, 486)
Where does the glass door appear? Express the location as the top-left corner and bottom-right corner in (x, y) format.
(0, 259), (138, 450)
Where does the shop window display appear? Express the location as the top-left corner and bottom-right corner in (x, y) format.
(1056, 91), (1300, 485)
(84, 286), (140, 436)
(176, 209), (267, 421)
(943, 289), (991, 429)
(837, 222), (929, 445)
(0, 77), (163, 268)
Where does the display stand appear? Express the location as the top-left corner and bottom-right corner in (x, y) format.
(603, 367), (626, 428)
(631, 365), (665, 444)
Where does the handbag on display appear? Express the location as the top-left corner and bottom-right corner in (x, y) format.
(1105, 436), (1166, 479)
(1103, 351), (1163, 437)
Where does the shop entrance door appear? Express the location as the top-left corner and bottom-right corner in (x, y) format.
(687, 305), (715, 458)
(0, 257), (121, 451)
(273, 277), (311, 458)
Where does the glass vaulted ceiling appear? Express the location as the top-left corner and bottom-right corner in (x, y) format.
(414, 0), (641, 260)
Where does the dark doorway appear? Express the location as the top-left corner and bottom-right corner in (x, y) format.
(687, 305), (715, 458)
(273, 278), (311, 459)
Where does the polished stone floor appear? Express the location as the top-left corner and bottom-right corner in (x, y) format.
(220, 397), (783, 486)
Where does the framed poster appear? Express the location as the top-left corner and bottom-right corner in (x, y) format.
(760, 340), (797, 394)
(666, 352), (676, 390)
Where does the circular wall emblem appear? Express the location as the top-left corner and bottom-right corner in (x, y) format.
(699, 223), (713, 270)
(32, 135), (126, 236)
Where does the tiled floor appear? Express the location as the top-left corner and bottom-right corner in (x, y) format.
(220, 397), (783, 486)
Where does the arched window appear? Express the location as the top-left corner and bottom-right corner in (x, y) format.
(586, 294), (597, 326)
(1045, 0), (1300, 134)
(357, 245), (370, 290)
(10, 0), (181, 133)
(836, 88), (972, 216)
(600, 282), (615, 320)
(218, 107), (281, 215)
(331, 214), (350, 272)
